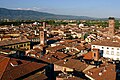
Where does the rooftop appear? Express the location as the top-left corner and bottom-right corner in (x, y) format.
(84, 63), (116, 80)
(0, 55), (47, 80)
(0, 39), (30, 47)
(54, 58), (88, 72)
(92, 40), (120, 47)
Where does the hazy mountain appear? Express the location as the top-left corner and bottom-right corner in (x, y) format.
(0, 8), (97, 20)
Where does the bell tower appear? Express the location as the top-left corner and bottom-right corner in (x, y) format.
(108, 17), (115, 37)
(40, 22), (47, 45)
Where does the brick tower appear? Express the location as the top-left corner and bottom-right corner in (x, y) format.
(40, 22), (47, 45)
(108, 17), (115, 37)
(92, 49), (100, 61)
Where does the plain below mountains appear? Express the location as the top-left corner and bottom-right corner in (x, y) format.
(0, 8), (97, 20)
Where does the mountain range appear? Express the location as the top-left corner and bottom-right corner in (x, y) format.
(0, 8), (104, 20)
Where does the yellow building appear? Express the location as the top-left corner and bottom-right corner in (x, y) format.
(0, 39), (31, 50)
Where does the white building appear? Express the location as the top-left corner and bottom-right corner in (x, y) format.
(79, 23), (84, 28)
(91, 40), (120, 60)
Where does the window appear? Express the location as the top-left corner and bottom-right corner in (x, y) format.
(24, 44), (26, 46)
(117, 48), (119, 50)
(27, 43), (30, 46)
(117, 58), (119, 60)
(111, 51), (114, 55)
(102, 47), (104, 49)
(112, 48), (114, 50)
(20, 45), (23, 47)
(93, 46), (95, 48)
(107, 47), (109, 49)
(117, 52), (119, 56)
(106, 51), (109, 54)
(94, 53), (96, 57)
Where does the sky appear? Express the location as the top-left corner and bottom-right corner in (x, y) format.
(0, 0), (120, 18)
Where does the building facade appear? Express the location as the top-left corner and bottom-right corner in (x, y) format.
(0, 39), (31, 50)
(91, 40), (120, 60)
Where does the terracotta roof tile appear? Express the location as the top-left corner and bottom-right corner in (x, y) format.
(0, 56), (47, 80)
(92, 40), (120, 47)
(84, 63), (116, 80)
(55, 52), (68, 60)
(0, 39), (30, 47)
(40, 53), (59, 63)
(23, 73), (47, 80)
(75, 45), (85, 50)
(46, 45), (66, 52)
(0, 56), (10, 79)
(83, 52), (93, 60)
(54, 59), (88, 72)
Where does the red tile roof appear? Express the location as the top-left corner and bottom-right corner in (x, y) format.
(0, 39), (30, 47)
(40, 51), (68, 63)
(0, 56), (10, 79)
(46, 45), (66, 52)
(83, 52), (93, 60)
(0, 55), (47, 80)
(92, 40), (120, 47)
(64, 77), (83, 80)
(23, 73), (47, 80)
(40, 53), (59, 63)
(84, 63), (116, 80)
(55, 52), (68, 60)
(75, 45), (85, 50)
(54, 59), (88, 72)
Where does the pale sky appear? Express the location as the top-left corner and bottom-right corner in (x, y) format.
(0, 0), (120, 18)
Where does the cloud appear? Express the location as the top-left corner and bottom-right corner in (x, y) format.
(15, 7), (56, 12)
(16, 7), (42, 11)
(16, 8), (33, 10)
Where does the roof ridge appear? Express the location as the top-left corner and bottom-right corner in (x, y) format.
(0, 57), (8, 63)
(0, 57), (10, 80)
